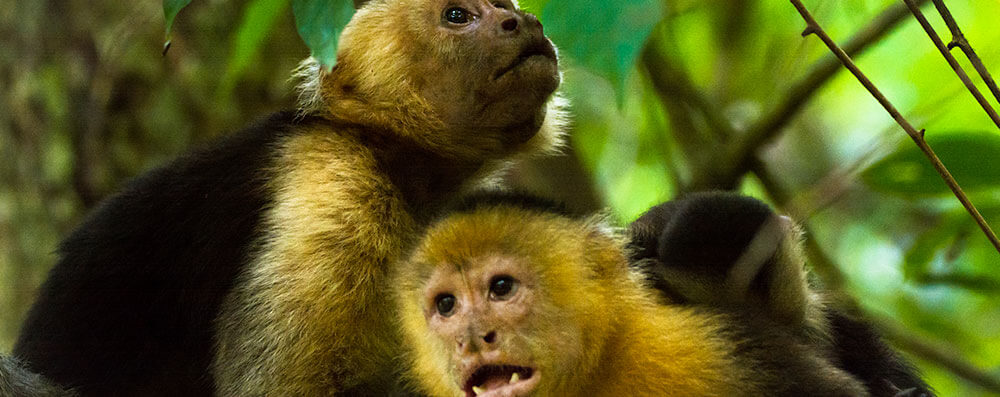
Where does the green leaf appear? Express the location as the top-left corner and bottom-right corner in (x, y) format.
(862, 132), (1000, 196)
(219, 0), (291, 95)
(903, 211), (967, 280)
(292, 0), (355, 69)
(163, 0), (193, 37)
(540, 0), (663, 100)
(915, 273), (1000, 294)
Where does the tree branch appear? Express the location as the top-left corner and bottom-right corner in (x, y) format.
(930, 0), (1000, 106)
(642, 44), (725, 190)
(790, 0), (1000, 255)
(641, 41), (848, 287)
(705, 0), (929, 190)
(645, 9), (999, 385)
(902, 0), (1000, 131)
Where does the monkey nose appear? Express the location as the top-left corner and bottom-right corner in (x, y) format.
(482, 331), (497, 344)
(501, 18), (518, 32)
(523, 13), (542, 31)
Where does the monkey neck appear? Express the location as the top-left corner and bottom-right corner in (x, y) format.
(589, 302), (743, 395)
(359, 128), (488, 221)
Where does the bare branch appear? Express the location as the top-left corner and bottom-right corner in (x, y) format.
(790, 0), (1000, 255)
(903, 0), (1000, 130)
(640, 42), (849, 287)
(709, 0), (928, 189)
(929, 0), (1000, 112)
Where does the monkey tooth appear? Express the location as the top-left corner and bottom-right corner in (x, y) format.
(510, 372), (520, 384)
(472, 386), (485, 395)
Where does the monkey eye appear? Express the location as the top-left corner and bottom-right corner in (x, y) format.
(435, 293), (457, 317)
(488, 275), (518, 300)
(444, 7), (472, 24)
(493, 2), (508, 9)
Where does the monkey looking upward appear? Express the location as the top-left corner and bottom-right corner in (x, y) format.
(395, 192), (868, 397)
(13, 0), (566, 395)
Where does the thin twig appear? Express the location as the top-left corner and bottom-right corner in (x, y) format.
(930, 0), (1000, 109)
(706, 0), (928, 190)
(646, 9), (997, 384)
(903, 0), (1000, 130)
(790, 0), (1000, 255)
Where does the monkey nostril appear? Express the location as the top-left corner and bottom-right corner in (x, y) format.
(501, 18), (518, 32)
(482, 331), (497, 344)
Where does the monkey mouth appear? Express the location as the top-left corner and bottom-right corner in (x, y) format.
(493, 39), (557, 81)
(462, 364), (538, 397)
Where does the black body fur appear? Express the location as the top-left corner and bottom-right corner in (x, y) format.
(830, 311), (932, 396)
(627, 191), (933, 397)
(12, 112), (311, 396)
(628, 191), (776, 304)
(0, 355), (76, 397)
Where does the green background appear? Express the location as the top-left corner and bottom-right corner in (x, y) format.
(2, 0), (999, 394)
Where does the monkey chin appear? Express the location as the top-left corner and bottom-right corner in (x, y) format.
(492, 36), (558, 84)
(481, 37), (560, 148)
(460, 362), (540, 397)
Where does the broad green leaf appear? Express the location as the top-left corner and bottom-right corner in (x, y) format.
(220, 0), (291, 95)
(903, 211), (967, 280)
(915, 273), (1000, 294)
(862, 132), (1000, 196)
(163, 0), (193, 37)
(540, 0), (663, 100)
(292, 0), (355, 69)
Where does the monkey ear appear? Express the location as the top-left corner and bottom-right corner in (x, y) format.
(320, 64), (359, 101)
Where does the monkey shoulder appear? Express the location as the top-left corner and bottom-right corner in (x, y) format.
(11, 111), (400, 395)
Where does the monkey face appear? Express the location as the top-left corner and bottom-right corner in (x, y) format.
(397, 208), (624, 397)
(419, 254), (544, 397)
(328, 0), (562, 159)
(415, 0), (561, 142)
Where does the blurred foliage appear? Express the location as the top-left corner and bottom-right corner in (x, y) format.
(3, 0), (1000, 394)
(864, 132), (1000, 195)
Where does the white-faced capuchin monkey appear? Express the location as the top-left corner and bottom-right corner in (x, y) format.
(627, 191), (933, 397)
(10, 0), (566, 395)
(395, 191), (870, 397)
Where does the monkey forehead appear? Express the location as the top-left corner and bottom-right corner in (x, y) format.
(341, 0), (535, 63)
(406, 207), (623, 280)
(420, 253), (534, 295)
(329, 0), (490, 101)
(420, 209), (583, 256)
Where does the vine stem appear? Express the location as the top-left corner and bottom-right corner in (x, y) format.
(789, 0), (1000, 255)
(928, 0), (1000, 115)
(902, 0), (1000, 130)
